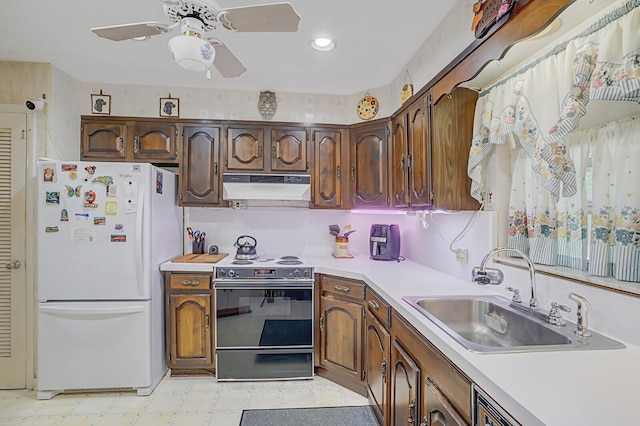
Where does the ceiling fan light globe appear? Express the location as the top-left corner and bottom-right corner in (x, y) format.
(168, 35), (215, 72)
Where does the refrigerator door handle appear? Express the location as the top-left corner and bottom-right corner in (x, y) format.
(135, 185), (145, 296)
(39, 305), (147, 316)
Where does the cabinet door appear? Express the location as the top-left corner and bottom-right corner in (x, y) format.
(132, 122), (178, 162)
(422, 378), (468, 426)
(312, 130), (342, 208)
(391, 114), (409, 207)
(408, 96), (432, 207)
(180, 126), (221, 205)
(319, 295), (364, 382)
(350, 123), (389, 208)
(167, 293), (213, 368)
(391, 339), (420, 426)
(431, 88), (479, 210)
(271, 128), (308, 172)
(366, 309), (391, 426)
(81, 121), (127, 160)
(226, 126), (265, 171)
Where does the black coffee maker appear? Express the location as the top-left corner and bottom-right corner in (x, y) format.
(369, 224), (401, 261)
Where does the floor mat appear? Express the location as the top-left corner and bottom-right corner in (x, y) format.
(240, 406), (378, 426)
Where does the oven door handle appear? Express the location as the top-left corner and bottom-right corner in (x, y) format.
(215, 280), (312, 289)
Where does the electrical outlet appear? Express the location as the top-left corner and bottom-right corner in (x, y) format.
(232, 200), (247, 209)
(456, 248), (468, 264)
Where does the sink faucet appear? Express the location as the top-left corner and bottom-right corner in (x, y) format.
(473, 247), (540, 310)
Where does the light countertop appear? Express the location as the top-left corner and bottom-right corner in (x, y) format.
(160, 255), (640, 425)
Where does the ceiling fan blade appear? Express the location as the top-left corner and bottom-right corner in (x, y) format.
(91, 22), (171, 41)
(217, 2), (300, 32)
(209, 39), (247, 78)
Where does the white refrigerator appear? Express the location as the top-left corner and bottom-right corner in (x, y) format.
(36, 160), (182, 399)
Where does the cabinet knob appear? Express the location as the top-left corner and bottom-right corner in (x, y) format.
(368, 299), (380, 310)
(334, 285), (351, 293)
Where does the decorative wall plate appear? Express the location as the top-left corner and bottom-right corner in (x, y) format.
(356, 93), (379, 120)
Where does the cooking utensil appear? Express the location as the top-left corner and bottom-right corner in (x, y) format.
(328, 224), (340, 237)
(234, 235), (258, 260)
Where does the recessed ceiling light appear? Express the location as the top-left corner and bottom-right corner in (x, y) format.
(132, 36), (150, 41)
(310, 37), (336, 52)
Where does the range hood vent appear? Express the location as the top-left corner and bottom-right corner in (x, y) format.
(222, 173), (311, 207)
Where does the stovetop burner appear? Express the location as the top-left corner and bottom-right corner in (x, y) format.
(280, 256), (300, 260)
(276, 259), (303, 265)
(232, 259), (254, 265)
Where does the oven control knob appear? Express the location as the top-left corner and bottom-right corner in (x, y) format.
(303, 269), (312, 279)
(218, 269), (226, 278)
(228, 269), (235, 278)
(293, 269), (300, 278)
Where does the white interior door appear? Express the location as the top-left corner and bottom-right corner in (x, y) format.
(0, 112), (27, 388)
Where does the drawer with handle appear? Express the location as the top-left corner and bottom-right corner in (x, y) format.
(366, 288), (390, 327)
(320, 275), (365, 300)
(169, 273), (212, 290)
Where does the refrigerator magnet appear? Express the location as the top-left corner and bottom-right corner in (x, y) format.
(84, 165), (96, 175)
(92, 176), (114, 186)
(61, 164), (77, 171)
(107, 185), (117, 197)
(83, 190), (98, 208)
(93, 217), (106, 225)
(60, 209), (69, 222)
(74, 212), (89, 221)
(65, 184), (82, 198)
(156, 171), (163, 194)
(105, 200), (118, 215)
(110, 234), (126, 242)
(114, 223), (124, 231)
(43, 167), (55, 183)
(45, 192), (60, 205)
(68, 171), (78, 180)
(45, 226), (59, 233)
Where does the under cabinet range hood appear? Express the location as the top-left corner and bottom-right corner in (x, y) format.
(223, 173), (311, 207)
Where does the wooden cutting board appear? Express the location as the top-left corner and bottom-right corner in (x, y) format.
(171, 253), (229, 263)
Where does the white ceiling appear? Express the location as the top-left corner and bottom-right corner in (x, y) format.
(0, 0), (457, 95)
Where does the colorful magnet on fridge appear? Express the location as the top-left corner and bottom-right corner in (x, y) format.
(93, 217), (106, 225)
(45, 192), (60, 205)
(43, 167), (55, 182)
(45, 226), (59, 233)
(65, 185), (82, 197)
(105, 200), (118, 215)
(84, 190), (98, 208)
(92, 176), (114, 186)
(74, 212), (89, 220)
(110, 234), (126, 242)
(85, 166), (96, 174)
(69, 171), (78, 180)
(114, 223), (124, 231)
(60, 209), (69, 222)
(61, 164), (77, 171)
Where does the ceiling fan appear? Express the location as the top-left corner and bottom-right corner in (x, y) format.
(91, 0), (300, 79)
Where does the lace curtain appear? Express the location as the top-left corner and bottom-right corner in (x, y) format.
(507, 116), (640, 282)
(467, 0), (640, 283)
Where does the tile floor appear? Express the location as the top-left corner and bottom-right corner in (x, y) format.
(0, 374), (370, 425)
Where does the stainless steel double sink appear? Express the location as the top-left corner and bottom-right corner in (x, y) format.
(403, 295), (624, 353)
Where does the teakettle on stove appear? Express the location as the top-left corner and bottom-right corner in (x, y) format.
(234, 235), (258, 260)
(369, 224), (401, 261)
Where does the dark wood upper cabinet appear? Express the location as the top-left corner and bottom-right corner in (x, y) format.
(271, 128), (308, 172)
(131, 122), (178, 162)
(350, 121), (390, 208)
(430, 88), (479, 211)
(225, 126), (264, 171)
(81, 120), (127, 160)
(180, 125), (221, 206)
(311, 129), (343, 208)
(81, 117), (179, 163)
(391, 94), (432, 208)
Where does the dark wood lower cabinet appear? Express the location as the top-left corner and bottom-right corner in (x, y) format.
(390, 339), (421, 425)
(366, 309), (391, 425)
(164, 272), (215, 375)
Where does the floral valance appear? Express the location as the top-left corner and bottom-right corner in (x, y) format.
(468, 0), (640, 203)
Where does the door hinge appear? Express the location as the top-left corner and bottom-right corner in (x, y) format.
(408, 398), (416, 424)
(312, 133), (315, 143)
(362, 370), (366, 381)
(382, 359), (387, 383)
(319, 314), (324, 332)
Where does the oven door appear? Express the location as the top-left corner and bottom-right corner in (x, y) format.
(215, 281), (313, 349)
